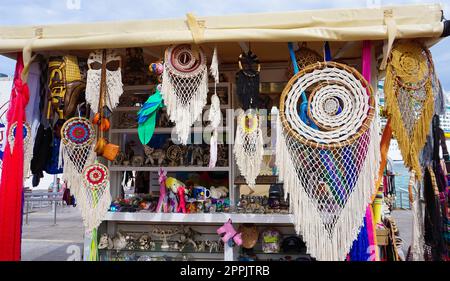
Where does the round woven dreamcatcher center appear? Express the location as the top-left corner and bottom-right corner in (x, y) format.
(83, 163), (109, 191)
(166, 44), (205, 75)
(9, 122), (31, 143)
(61, 117), (95, 147)
(240, 112), (259, 134)
(389, 41), (429, 86)
(280, 61), (374, 149)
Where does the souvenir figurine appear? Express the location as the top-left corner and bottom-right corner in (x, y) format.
(125, 234), (138, 250)
(113, 151), (125, 166)
(98, 233), (113, 250)
(186, 202), (197, 214)
(166, 145), (182, 166)
(190, 145), (204, 166)
(113, 232), (127, 251)
(138, 234), (151, 250)
(178, 227), (200, 252)
(167, 191), (178, 213)
(131, 155), (144, 167)
(196, 241), (206, 252)
(143, 145), (165, 166)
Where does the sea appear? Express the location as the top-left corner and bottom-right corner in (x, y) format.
(391, 161), (411, 209)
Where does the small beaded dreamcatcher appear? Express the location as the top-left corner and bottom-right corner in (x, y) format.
(161, 44), (209, 144)
(234, 110), (264, 192)
(59, 116), (96, 195)
(80, 162), (111, 232)
(7, 121), (32, 179)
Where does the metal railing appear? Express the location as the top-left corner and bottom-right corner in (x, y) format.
(393, 188), (411, 210)
(23, 192), (63, 225)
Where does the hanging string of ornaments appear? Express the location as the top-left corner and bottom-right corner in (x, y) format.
(234, 51), (264, 192)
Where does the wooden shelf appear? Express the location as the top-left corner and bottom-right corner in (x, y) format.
(104, 212), (294, 224)
(109, 166), (230, 172)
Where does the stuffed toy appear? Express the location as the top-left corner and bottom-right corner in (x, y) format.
(217, 219), (242, 246)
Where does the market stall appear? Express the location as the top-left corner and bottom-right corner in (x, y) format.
(0, 3), (448, 261)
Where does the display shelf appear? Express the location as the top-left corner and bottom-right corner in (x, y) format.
(99, 248), (223, 254)
(114, 104), (231, 112)
(104, 212), (294, 224)
(110, 127), (229, 134)
(108, 166), (230, 172)
(234, 175), (278, 185)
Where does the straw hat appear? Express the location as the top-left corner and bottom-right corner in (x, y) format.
(238, 224), (259, 249)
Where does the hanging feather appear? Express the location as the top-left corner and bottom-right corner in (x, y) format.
(137, 87), (164, 145)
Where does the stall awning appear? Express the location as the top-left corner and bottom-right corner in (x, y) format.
(0, 3), (445, 54)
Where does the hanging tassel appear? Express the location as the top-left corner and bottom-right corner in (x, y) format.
(208, 46), (221, 168)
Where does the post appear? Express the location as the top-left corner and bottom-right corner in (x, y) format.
(399, 192), (403, 209)
(52, 174), (57, 213)
(54, 198), (57, 225)
(26, 199), (29, 225)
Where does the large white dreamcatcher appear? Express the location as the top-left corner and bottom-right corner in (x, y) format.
(161, 44), (209, 144)
(276, 61), (379, 260)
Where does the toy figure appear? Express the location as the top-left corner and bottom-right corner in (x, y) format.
(168, 190), (178, 213)
(217, 219), (242, 247)
(156, 168), (169, 213)
(187, 202), (197, 213)
(176, 186), (188, 213)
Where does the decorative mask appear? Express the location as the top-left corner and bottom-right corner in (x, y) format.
(86, 49), (123, 113)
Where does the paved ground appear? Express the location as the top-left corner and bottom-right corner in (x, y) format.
(391, 209), (412, 257)
(21, 204), (84, 261)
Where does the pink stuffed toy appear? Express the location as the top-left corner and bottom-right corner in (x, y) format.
(217, 219), (242, 246)
(156, 168), (168, 213)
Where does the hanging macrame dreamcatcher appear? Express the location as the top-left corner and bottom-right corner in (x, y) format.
(59, 116), (96, 195)
(79, 162), (111, 232)
(276, 61), (379, 260)
(161, 44), (208, 144)
(81, 162), (112, 261)
(384, 40), (435, 179)
(8, 122), (32, 180)
(234, 110), (264, 191)
(86, 50), (123, 113)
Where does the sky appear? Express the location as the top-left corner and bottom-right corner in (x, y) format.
(0, 0), (449, 89)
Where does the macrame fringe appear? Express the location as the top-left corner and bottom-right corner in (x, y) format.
(161, 65), (208, 145)
(276, 112), (380, 261)
(234, 113), (264, 188)
(384, 67), (434, 179)
(59, 143), (96, 196)
(86, 68), (123, 113)
(77, 184), (112, 233)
